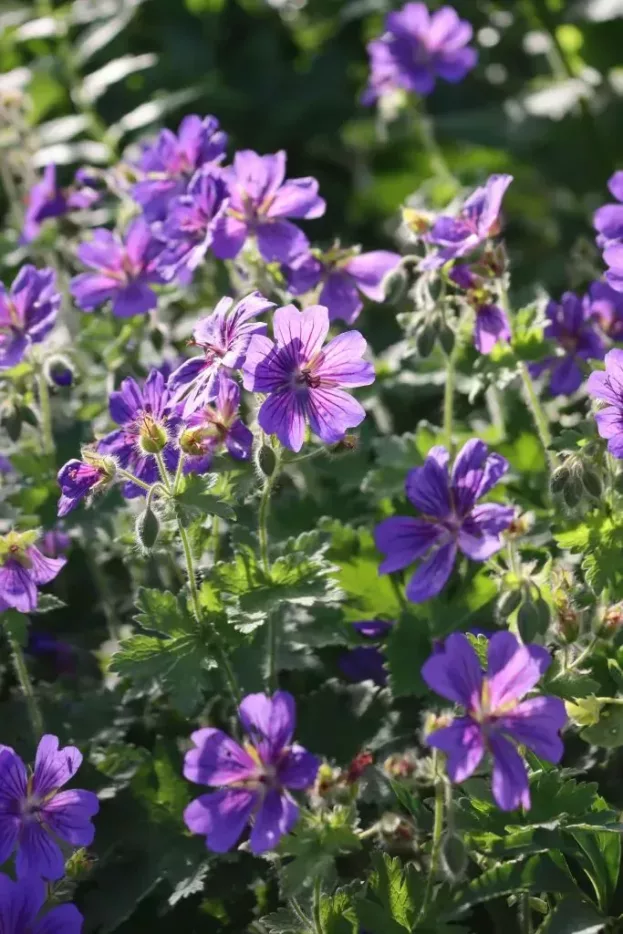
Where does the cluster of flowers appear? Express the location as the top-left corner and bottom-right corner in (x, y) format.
(0, 734), (98, 929)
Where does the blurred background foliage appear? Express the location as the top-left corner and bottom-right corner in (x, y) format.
(2, 0), (623, 298)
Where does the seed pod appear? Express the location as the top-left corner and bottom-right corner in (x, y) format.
(383, 267), (407, 305)
(581, 467), (602, 500)
(562, 472), (584, 510)
(415, 323), (436, 358)
(438, 323), (455, 355)
(550, 465), (570, 496)
(257, 444), (277, 477)
(441, 833), (467, 881)
(136, 507), (159, 551)
(497, 588), (522, 620)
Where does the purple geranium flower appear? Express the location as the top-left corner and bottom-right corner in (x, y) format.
(40, 529), (71, 558)
(0, 266), (61, 369)
(0, 455), (13, 475)
(587, 280), (623, 340)
(132, 114), (227, 221)
(530, 292), (606, 396)
(183, 691), (319, 854)
(0, 874), (82, 934)
(168, 292), (274, 417)
(375, 440), (514, 604)
(594, 171), (623, 252)
(285, 248), (402, 324)
(587, 348), (623, 457)
(0, 530), (66, 613)
(70, 218), (164, 317)
(21, 164), (99, 244)
(340, 646), (387, 686)
(363, 3), (477, 104)
(352, 619), (394, 639)
(27, 630), (77, 676)
(157, 168), (230, 282)
(211, 150), (325, 264)
(0, 734), (98, 880)
(181, 376), (253, 474)
(422, 632), (567, 810)
(421, 175), (513, 271)
(242, 304), (375, 452)
(97, 368), (180, 498)
(57, 450), (116, 515)
(450, 264), (510, 353)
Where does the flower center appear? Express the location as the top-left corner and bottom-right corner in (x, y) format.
(292, 366), (321, 390)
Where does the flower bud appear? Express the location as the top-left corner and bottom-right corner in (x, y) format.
(497, 588), (522, 620)
(49, 361), (74, 388)
(562, 471), (584, 510)
(438, 323), (455, 355)
(179, 427), (206, 458)
(415, 322), (436, 358)
(135, 507), (159, 551)
(138, 416), (168, 455)
(383, 266), (407, 305)
(581, 467), (602, 501)
(441, 832), (468, 881)
(2, 405), (22, 442)
(517, 596), (550, 642)
(257, 444), (277, 477)
(550, 465), (570, 496)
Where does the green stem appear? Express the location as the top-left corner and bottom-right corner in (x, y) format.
(518, 362), (555, 469)
(414, 100), (456, 187)
(519, 892), (533, 934)
(154, 449), (172, 492)
(117, 469), (153, 493)
(443, 342), (460, 453)
(211, 516), (220, 563)
(564, 635), (599, 673)
(312, 876), (323, 934)
(176, 517), (241, 706)
(37, 368), (54, 458)
(259, 462), (279, 693)
(420, 752), (445, 921)
(9, 636), (44, 742)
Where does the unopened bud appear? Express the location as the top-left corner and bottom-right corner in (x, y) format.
(517, 596), (550, 642)
(2, 405), (22, 442)
(257, 444), (277, 477)
(550, 466), (570, 496)
(497, 588), (522, 620)
(179, 427), (205, 458)
(438, 323), (455, 355)
(441, 833), (468, 881)
(383, 267), (407, 305)
(135, 507), (159, 551)
(415, 322), (436, 358)
(581, 467), (602, 500)
(563, 472), (584, 510)
(138, 417), (168, 455)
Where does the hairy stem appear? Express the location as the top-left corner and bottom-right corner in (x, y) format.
(414, 100), (456, 187)
(518, 362), (556, 470)
(443, 341), (461, 453)
(519, 892), (533, 934)
(9, 635), (44, 742)
(37, 368), (54, 458)
(420, 752), (445, 921)
(258, 451), (281, 693)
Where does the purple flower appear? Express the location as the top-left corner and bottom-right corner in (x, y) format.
(97, 368), (180, 498)
(352, 619), (394, 639)
(285, 249), (402, 324)
(70, 218), (164, 317)
(449, 264), (510, 354)
(0, 266), (61, 369)
(0, 874), (82, 934)
(530, 292), (606, 396)
(168, 292), (273, 417)
(132, 114), (227, 222)
(0, 530), (66, 613)
(183, 691), (319, 854)
(0, 455), (13, 475)
(242, 304), (375, 452)
(594, 171), (623, 253)
(57, 451), (116, 516)
(40, 530), (71, 559)
(587, 280), (623, 340)
(0, 734), (98, 879)
(587, 348), (623, 457)
(340, 646), (387, 686)
(27, 630), (77, 676)
(421, 175), (513, 270)
(157, 168), (230, 282)
(375, 440), (514, 604)
(422, 632), (567, 810)
(211, 150), (325, 264)
(362, 3), (477, 104)
(181, 376), (253, 474)
(21, 165), (99, 245)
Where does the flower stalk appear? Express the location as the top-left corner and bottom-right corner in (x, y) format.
(419, 750), (445, 921)
(9, 634), (44, 742)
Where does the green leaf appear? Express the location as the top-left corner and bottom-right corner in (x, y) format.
(172, 475), (236, 523)
(385, 612), (431, 697)
(34, 593), (66, 613)
(537, 895), (605, 933)
(319, 889), (359, 934)
(134, 588), (193, 635)
(354, 853), (422, 934)
(325, 523), (401, 618)
(571, 805), (621, 911)
(555, 514), (623, 596)
(543, 662), (601, 701)
(261, 908), (305, 934)
(581, 705), (623, 748)
(279, 807), (362, 898)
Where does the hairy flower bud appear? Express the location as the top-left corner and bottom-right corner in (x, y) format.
(138, 416), (168, 455)
(497, 588), (522, 620)
(257, 444), (277, 477)
(135, 507), (159, 551)
(441, 832), (468, 881)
